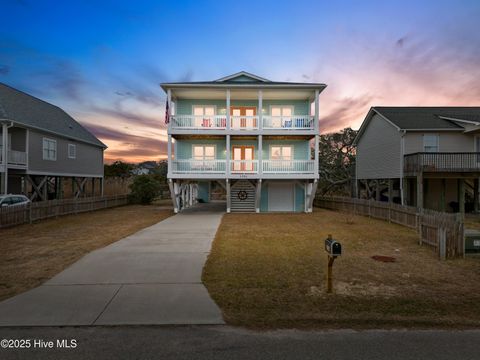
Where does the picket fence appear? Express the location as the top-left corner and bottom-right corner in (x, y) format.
(0, 195), (129, 229)
(315, 196), (465, 259)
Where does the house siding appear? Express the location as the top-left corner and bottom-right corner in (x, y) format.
(28, 129), (104, 176)
(356, 114), (402, 179)
(176, 99), (309, 115)
(404, 132), (475, 154)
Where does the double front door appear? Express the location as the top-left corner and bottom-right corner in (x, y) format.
(232, 145), (254, 172)
(230, 107), (256, 129)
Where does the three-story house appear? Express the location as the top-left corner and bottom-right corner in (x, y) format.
(161, 72), (325, 213)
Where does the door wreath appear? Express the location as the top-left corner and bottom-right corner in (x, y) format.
(237, 190), (248, 200)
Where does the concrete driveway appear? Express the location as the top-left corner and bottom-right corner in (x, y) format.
(0, 203), (226, 326)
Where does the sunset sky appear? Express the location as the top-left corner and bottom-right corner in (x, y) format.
(1, 0), (479, 163)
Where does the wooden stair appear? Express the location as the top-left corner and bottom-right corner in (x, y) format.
(230, 180), (256, 212)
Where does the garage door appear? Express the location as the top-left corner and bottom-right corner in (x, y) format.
(268, 182), (294, 212)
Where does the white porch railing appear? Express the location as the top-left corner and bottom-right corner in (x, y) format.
(230, 116), (259, 130)
(171, 160), (226, 173)
(0, 147), (27, 165)
(262, 115), (314, 129)
(170, 115), (227, 129)
(230, 160), (259, 173)
(262, 160), (315, 173)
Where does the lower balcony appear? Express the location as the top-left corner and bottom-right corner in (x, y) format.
(404, 152), (480, 175)
(170, 159), (316, 178)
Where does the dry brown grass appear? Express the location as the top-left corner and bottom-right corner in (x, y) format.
(203, 208), (480, 329)
(0, 205), (173, 301)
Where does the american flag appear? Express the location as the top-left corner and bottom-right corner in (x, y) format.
(165, 100), (169, 124)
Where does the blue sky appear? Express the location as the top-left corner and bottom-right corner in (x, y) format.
(1, 0), (479, 162)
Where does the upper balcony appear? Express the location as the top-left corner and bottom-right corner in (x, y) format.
(162, 73), (324, 136)
(170, 114), (315, 131)
(404, 152), (480, 175)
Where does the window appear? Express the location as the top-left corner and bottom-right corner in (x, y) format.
(270, 145), (293, 160)
(270, 106), (293, 127)
(193, 145), (215, 160)
(423, 134), (439, 152)
(42, 138), (57, 160)
(68, 144), (76, 159)
(193, 105), (215, 127)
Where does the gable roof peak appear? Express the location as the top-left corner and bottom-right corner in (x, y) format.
(214, 71), (271, 83)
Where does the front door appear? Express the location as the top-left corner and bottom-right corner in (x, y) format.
(230, 107), (256, 128)
(232, 145), (254, 171)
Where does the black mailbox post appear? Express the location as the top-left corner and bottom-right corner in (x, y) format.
(325, 234), (341, 293)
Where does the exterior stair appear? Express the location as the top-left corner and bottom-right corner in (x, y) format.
(230, 180), (256, 212)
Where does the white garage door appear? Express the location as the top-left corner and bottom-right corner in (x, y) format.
(268, 182), (294, 212)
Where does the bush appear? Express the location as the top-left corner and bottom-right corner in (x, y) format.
(128, 175), (162, 204)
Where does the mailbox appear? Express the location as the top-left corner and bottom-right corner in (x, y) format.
(325, 235), (342, 256)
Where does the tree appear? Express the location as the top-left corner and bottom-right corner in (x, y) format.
(317, 127), (357, 196)
(104, 161), (134, 177)
(128, 175), (162, 204)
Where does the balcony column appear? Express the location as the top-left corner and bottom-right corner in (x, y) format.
(314, 135), (319, 177)
(167, 89), (172, 130)
(459, 179), (465, 215)
(314, 89), (319, 133)
(474, 178), (479, 213)
(167, 135), (172, 177)
(226, 135), (231, 176)
(226, 89), (231, 131)
(416, 173), (423, 209)
(258, 134), (263, 175)
(226, 179), (231, 213)
(258, 90), (263, 130)
(1, 122), (8, 195)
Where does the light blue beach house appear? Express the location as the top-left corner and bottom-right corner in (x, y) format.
(161, 72), (325, 213)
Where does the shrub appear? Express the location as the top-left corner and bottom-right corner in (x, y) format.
(128, 175), (162, 204)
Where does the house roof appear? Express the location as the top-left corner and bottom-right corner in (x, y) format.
(354, 106), (480, 145)
(160, 71), (326, 92)
(0, 82), (106, 148)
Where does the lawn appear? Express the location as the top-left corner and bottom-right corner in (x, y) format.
(203, 208), (480, 329)
(0, 204), (173, 301)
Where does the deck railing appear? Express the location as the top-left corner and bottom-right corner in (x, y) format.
(404, 152), (480, 174)
(230, 160), (259, 173)
(262, 160), (315, 174)
(0, 147), (27, 165)
(262, 115), (314, 129)
(169, 115), (315, 131)
(171, 160), (226, 174)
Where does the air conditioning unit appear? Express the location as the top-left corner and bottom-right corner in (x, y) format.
(465, 229), (480, 254)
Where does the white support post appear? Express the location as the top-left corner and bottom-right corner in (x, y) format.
(167, 89), (172, 130)
(226, 179), (231, 213)
(226, 134), (231, 176)
(314, 135), (319, 178)
(258, 90), (263, 130)
(226, 89), (231, 131)
(258, 134), (263, 175)
(167, 134), (172, 177)
(168, 179), (178, 213)
(255, 179), (262, 213)
(314, 89), (319, 133)
(307, 179), (318, 212)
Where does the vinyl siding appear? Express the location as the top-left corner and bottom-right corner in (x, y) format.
(404, 132), (475, 154)
(176, 99), (309, 115)
(197, 181), (210, 202)
(28, 129), (104, 176)
(356, 114), (402, 179)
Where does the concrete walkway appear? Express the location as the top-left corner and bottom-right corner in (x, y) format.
(0, 203), (226, 326)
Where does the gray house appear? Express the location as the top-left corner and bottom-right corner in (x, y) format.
(354, 107), (480, 213)
(0, 83), (106, 200)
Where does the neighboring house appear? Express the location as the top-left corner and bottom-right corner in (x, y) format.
(354, 107), (480, 213)
(161, 71), (325, 213)
(0, 83), (106, 200)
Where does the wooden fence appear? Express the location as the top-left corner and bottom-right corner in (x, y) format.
(315, 196), (465, 259)
(0, 195), (129, 229)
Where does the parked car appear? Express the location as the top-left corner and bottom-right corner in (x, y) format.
(0, 194), (30, 207)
